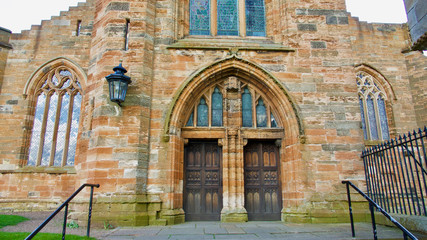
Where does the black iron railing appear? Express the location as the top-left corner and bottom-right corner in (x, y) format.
(25, 183), (100, 240)
(342, 181), (417, 240)
(362, 127), (427, 216)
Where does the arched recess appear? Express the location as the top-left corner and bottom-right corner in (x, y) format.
(20, 57), (88, 166)
(163, 55), (305, 215)
(354, 64), (396, 138)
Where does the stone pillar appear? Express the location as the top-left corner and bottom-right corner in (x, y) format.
(81, 0), (157, 226)
(0, 27), (12, 93)
(221, 77), (248, 222)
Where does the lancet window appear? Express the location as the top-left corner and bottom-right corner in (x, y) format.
(189, 0), (266, 37)
(27, 66), (83, 166)
(241, 86), (278, 128)
(357, 72), (390, 141)
(185, 83), (278, 128)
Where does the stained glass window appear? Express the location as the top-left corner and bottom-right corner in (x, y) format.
(183, 81), (279, 129)
(190, 0), (211, 35)
(189, 0), (266, 37)
(256, 99), (267, 127)
(217, 0), (239, 36)
(271, 113), (277, 127)
(356, 72), (390, 141)
(245, 0), (266, 36)
(242, 87), (253, 127)
(27, 66), (83, 166)
(186, 112), (194, 126)
(212, 88), (223, 126)
(197, 98), (209, 126)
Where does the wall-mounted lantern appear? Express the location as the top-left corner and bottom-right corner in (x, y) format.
(105, 62), (131, 107)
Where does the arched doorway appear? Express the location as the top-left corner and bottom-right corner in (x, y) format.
(164, 56), (303, 222)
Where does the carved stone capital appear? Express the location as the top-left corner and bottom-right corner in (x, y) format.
(227, 128), (239, 137)
(275, 139), (282, 147)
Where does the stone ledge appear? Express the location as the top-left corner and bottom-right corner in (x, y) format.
(375, 212), (427, 234)
(0, 166), (77, 174)
(167, 37), (295, 53)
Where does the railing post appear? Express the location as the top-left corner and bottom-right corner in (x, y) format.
(369, 202), (378, 240)
(344, 182), (355, 237)
(62, 203), (68, 240)
(87, 185), (95, 237)
(25, 184), (99, 240)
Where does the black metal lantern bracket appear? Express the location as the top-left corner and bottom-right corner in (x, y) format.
(105, 62), (132, 107)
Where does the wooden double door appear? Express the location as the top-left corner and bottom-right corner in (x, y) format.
(183, 140), (281, 221)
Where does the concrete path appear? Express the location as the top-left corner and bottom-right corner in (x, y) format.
(2, 212), (427, 240)
(96, 221), (426, 240)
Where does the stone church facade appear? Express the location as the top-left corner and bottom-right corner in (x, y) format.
(0, 0), (426, 226)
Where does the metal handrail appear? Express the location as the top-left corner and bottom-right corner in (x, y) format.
(342, 180), (417, 240)
(25, 183), (100, 240)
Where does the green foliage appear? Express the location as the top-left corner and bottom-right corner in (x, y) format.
(0, 232), (97, 240)
(103, 221), (114, 229)
(0, 215), (29, 228)
(0, 214), (96, 239)
(67, 220), (79, 229)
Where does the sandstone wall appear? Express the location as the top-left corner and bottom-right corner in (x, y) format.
(0, 0), (424, 226)
(0, 0), (94, 208)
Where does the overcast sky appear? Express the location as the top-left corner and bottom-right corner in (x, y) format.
(0, 0), (408, 33)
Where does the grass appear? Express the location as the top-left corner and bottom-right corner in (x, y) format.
(0, 214), (97, 240)
(0, 232), (97, 240)
(0, 215), (29, 228)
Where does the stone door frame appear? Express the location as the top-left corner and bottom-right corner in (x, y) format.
(163, 56), (304, 222)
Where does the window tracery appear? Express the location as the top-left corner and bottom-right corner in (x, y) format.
(357, 72), (390, 141)
(27, 66), (83, 166)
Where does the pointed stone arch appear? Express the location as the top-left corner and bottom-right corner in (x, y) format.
(162, 56), (305, 222)
(164, 55), (303, 138)
(354, 63), (396, 101)
(23, 57), (87, 98)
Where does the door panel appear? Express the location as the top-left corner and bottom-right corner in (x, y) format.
(184, 141), (222, 221)
(244, 141), (281, 220)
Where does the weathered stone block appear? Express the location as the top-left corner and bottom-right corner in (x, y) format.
(297, 24), (317, 32)
(105, 2), (130, 12)
(311, 41), (327, 49)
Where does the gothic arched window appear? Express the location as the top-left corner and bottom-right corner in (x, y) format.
(197, 98), (209, 126)
(242, 87), (253, 127)
(189, 0), (266, 37)
(184, 82), (279, 129)
(186, 86), (224, 127)
(357, 72), (390, 141)
(211, 87), (223, 126)
(27, 66), (83, 166)
(241, 85), (278, 128)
